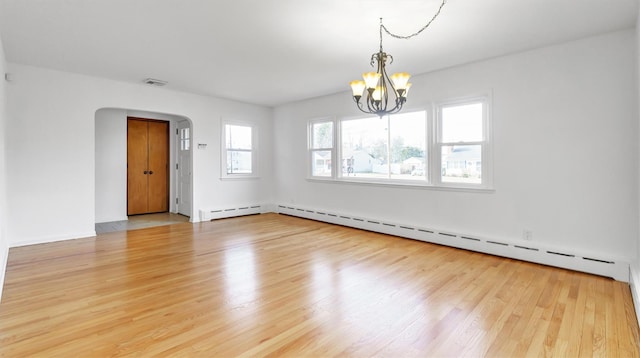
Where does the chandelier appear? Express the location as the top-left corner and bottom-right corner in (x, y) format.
(349, 0), (447, 117)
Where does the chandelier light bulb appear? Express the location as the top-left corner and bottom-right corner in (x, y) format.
(349, 80), (366, 98)
(362, 72), (381, 90)
(372, 86), (384, 102)
(390, 72), (411, 90)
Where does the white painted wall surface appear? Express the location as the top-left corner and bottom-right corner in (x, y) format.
(95, 108), (127, 223)
(5, 64), (274, 247)
(274, 30), (638, 261)
(0, 29), (9, 299)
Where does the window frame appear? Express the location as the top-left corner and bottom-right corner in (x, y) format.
(336, 110), (429, 185)
(308, 117), (336, 179)
(221, 120), (259, 179)
(433, 95), (492, 189)
(306, 94), (493, 191)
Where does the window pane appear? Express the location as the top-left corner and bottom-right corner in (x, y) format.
(312, 122), (333, 149)
(226, 124), (252, 150)
(341, 117), (387, 179)
(441, 145), (481, 184)
(311, 150), (332, 177)
(180, 128), (190, 151)
(441, 103), (483, 142)
(389, 111), (426, 180)
(227, 151), (252, 174)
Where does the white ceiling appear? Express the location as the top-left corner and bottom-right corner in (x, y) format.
(0, 0), (637, 107)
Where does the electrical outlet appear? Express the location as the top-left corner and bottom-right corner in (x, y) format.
(523, 230), (533, 241)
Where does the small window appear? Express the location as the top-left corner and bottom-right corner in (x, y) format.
(436, 99), (490, 187)
(222, 122), (257, 178)
(180, 127), (190, 151)
(309, 120), (334, 177)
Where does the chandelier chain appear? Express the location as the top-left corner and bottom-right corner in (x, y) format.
(380, 0), (447, 41)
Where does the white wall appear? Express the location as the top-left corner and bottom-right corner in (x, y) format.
(6, 64), (274, 246)
(0, 26), (9, 299)
(274, 30), (638, 261)
(95, 108), (127, 223)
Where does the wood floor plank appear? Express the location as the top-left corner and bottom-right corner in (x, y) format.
(0, 213), (638, 356)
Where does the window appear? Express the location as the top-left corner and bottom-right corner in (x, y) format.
(222, 122), (257, 178)
(340, 111), (426, 181)
(307, 95), (491, 190)
(180, 127), (190, 151)
(309, 120), (334, 177)
(436, 99), (490, 188)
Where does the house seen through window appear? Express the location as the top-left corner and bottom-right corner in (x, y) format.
(437, 101), (486, 185)
(310, 121), (333, 177)
(341, 111), (426, 180)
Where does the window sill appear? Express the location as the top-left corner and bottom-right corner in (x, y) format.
(306, 177), (494, 193)
(220, 175), (260, 181)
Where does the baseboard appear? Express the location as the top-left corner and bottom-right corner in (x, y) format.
(629, 263), (640, 327)
(2, 203), (631, 283)
(0, 240), (8, 303)
(276, 204), (630, 282)
(9, 231), (97, 248)
(198, 204), (265, 222)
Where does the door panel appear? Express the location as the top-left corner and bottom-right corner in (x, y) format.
(127, 119), (149, 215)
(148, 121), (169, 212)
(127, 118), (169, 215)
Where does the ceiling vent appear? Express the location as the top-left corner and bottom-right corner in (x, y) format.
(143, 78), (167, 86)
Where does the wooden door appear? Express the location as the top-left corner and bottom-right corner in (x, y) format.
(127, 118), (169, 215)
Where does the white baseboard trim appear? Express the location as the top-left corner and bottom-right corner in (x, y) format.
(1, 203), (631, 286)
(9, 231), (97, 248)
(629, 263), (640, 327)
(0, 241), (8, 303)
(276, 204), (630, 282)
(198, 204), (265, 222)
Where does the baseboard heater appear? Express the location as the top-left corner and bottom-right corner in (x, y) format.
(199, 205), (263, 221)
(276, 204), (629, 282)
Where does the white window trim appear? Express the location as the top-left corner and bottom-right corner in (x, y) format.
(434, 95), (493, 190)
(308, 117), (336, 179)
(221, 120), (259, 180)
(337, 110), (429, 182)
(305, 94), (493, 192)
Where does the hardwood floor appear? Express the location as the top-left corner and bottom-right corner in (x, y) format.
(1, 213), (639, 356)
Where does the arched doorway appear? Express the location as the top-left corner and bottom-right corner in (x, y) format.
(94, 108), (193, 231)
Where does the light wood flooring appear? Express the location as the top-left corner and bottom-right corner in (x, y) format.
(1, 213), (639, 356)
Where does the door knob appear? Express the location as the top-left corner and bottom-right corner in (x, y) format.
(143, 170), (148, 174)
(149, 171), (154, 175)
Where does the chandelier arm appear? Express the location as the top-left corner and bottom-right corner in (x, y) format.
(379, 56), (388, 113)
(353, 98), (371, 114)
(381, 0), (447, 40)
(365, 91), (377, 114)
